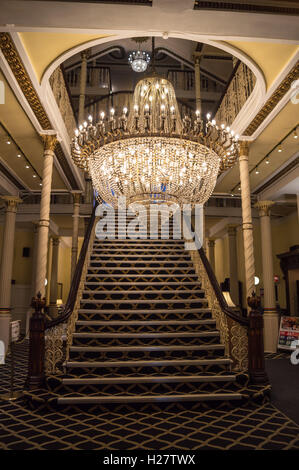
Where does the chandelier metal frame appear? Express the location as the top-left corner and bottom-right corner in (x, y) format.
(72, 75), (239, 207)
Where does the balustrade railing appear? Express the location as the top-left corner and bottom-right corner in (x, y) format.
(49, 66), (77, 138)
(185, 216), (268, 383)
(66, 65), (110, 90)
(26, 205), (97, 388)
(214, 60), (256, 126)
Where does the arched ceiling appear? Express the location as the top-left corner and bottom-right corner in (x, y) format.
(18, 31), (298, 92)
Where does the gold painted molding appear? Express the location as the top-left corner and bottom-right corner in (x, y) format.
(0, 33), (80, 190)
(0, 33), (52, 130)
(244, 62), (299, 136)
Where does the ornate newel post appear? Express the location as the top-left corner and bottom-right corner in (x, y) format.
(239, 141), (256, 300)
(255, 200), (279, 353)
(247, 293), (269, 384)
(26, 292), (46, 390)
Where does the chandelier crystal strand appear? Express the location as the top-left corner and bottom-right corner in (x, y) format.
(72, 76), (239, 207)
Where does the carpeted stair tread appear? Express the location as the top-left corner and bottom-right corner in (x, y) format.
(61, 374), (236, 385)
(72, 331), (219, 338)
(56, 392), (243, 405)
(64, 358), (232, 368)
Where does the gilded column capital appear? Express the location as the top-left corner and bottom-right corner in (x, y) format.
(1, 196), (22, 212)
(255, 200), (275, 217)
(207, 239), (215, 247)
(41, 133), (58, 152)
(239, 140), (250, 158)
(81, 48), (91, 60)
(71, 191), (82, 204)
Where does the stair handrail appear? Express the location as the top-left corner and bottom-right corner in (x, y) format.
(26, 204), (97, 388)
(184, 215), (249, 372)
(186, 216), (267, 383)
(46, 203), (97, 329)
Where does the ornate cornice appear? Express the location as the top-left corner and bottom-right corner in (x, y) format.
(0, 33), (80, 190)
(255, 200), (275, 217)
(0, 33), (52, 130)
(244, 62), (299, 136)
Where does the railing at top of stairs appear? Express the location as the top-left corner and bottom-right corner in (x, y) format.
(186, 216), (268, 385)
(26, 204), (97, 390)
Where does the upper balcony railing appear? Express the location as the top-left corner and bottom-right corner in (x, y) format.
(214, 60), (256, 127)
(66, 65), (111, 92)
(49, 66), (77, 138)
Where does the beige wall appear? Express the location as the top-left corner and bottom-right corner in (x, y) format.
(213, 211), (299, 310)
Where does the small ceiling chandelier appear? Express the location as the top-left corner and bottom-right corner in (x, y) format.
(128, 50), (151, 73)
(72, 74), (239, 208)
(128, 37), (151, 73)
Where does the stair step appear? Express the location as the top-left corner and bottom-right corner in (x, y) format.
(84, 281), (201, 286)
(79, 307), (211, 314)
(69, 344), (224, 353)
(82, 290), (205, 295)
(62, 374), (235, 385)
(76, 319), (216, 326)
(93, 240), (185, 245)
(91, 254), (190, 258)
(85, 274), (199, 278)
(80, 299), (208, 305)
(65, 358), (232, 368)
(57, 392), (242, 405)
(72, 331), (219, 339)
(87, 267), (195, 271)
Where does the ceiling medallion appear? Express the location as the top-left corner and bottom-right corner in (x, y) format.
(72, 75), (239, 208)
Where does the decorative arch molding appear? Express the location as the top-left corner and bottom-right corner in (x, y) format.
(40, 32), (266, 137)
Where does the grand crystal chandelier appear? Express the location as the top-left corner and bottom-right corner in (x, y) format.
(72, 75), (239, 207)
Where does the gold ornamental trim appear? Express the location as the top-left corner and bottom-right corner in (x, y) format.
(41, 134), (58, 152)
(0, 32), (52, 130)
(244, 62), (299, 136)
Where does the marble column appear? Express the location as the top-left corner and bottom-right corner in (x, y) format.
(0, 196), (22, 353)
(255, 200), (279, 352)
(239, 141), (256, 299)
(78, 50), (89, 124)
(49, 237), (60, 317)
(208, 239), (215, 272)
(34, 133), (57, 298)
(71, 191), (81, 281)
(227, 224), (239, 305)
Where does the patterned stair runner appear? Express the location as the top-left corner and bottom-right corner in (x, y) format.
(47, 221), (245, 405)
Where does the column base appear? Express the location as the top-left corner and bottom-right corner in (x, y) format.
(263, 310), (279, 353)
(0, 308), (11, 356)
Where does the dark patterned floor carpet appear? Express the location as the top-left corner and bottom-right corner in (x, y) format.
(0, 341), (298, 450)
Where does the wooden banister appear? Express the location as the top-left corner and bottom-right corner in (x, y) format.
(26, 204), (97, 388)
